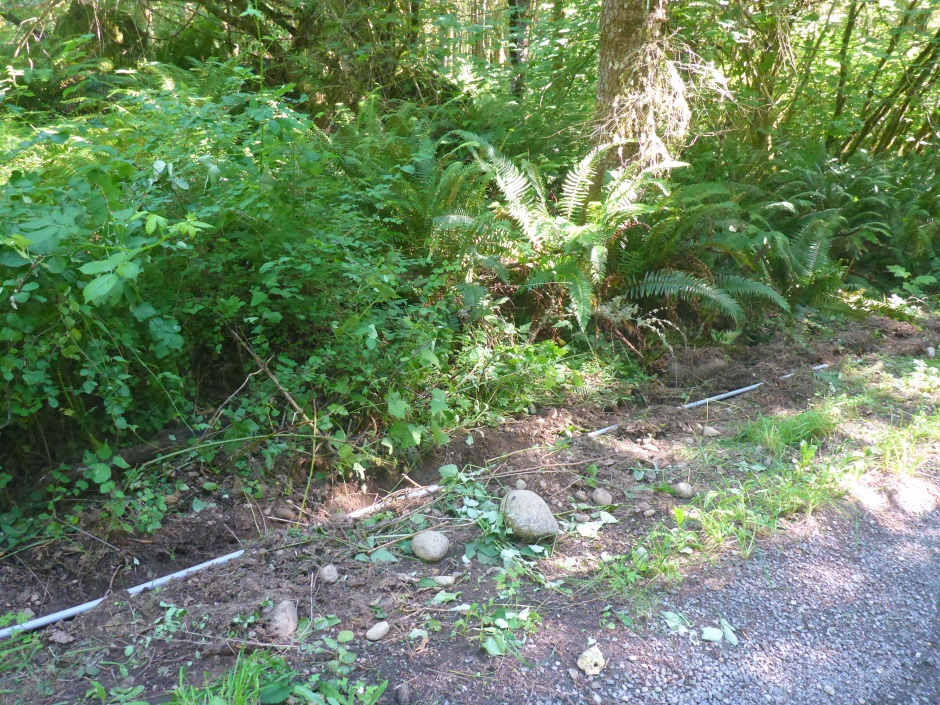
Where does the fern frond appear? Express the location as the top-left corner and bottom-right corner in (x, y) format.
(589, 244), (608, 284)
(526, 161), (550, 213)
(762, 201), (798, 215)
(566, 272), (595, 331)
(526, 259), (594, 330)
(456, 131), (547, 243)
(796, 217), (838, 278)
(628, 270), (744, 322)
(433, 213), (478, 230)
(438, 162), (475, 209)
(716, 274), (790, 312)
(412, 136), (437, 192)
(558, 146), (605, 221)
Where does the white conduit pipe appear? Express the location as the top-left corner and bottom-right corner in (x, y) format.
(587, 362), (834, 434)
(680, 382), (765, 410)
(0, 549), (244, 640)
(680, 363), (830, 410)
(779, 363), (829, 380)
(0, 482), (446, 641)
(2, 362), (833, 641)
(587, 424), (620, 438)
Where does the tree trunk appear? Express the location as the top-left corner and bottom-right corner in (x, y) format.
(827, 0), (861, 150)
(842, 23), (940, 158)
(550, 0), (565, 73)
(507, 0), (531, 94)
(594, 0), (675, 166)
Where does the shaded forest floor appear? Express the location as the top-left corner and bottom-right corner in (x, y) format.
(3, 315), (940, 705)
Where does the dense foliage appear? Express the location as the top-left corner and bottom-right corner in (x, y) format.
(1, 0), (938, 544)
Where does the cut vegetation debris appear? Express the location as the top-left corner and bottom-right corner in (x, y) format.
(3, 318), (940, 703)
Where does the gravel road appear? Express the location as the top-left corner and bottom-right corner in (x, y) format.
(530, 471), (940, 705)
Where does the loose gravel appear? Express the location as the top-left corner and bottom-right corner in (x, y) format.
(526, 471), (940, 705)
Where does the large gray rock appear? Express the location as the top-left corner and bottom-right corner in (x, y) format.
(501, 490), (559, 542)
(411, 530), (449, 562)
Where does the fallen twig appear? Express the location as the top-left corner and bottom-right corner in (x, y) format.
(492, 456), (615, 478)
(342, 484), (443, 522)
(365, 522), (449, 555)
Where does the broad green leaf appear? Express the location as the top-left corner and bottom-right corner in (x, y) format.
(259, 680), (292, 703)
(661, 611), (690, 633)
(90, 464), (111, 484)
(385, 391), (409, 419)
(431, 422), (450, 445)
(313, 615), (341, 630)
(720, 618), (738, 646)
(116, 260), (141, 280)
(0, 251), (30, 268)
(370, 547), (398, 562)
(482, 635), (506, 656)
(83, 273), (121, 304)
(79, 258), (119, 275)
(431, 590), (459, 604)
(429, 388), (449, 416)
(290, 685), (319, 701)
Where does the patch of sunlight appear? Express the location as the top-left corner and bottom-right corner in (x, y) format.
(891, 476), (938, 514)
(842, 356), (940, 406)
(851, 475), (938, 516)
(849, 482), (887, 512)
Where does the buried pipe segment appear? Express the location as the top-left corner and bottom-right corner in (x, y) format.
(0, 549), (245, 640)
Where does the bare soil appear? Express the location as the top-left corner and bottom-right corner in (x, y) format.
(2, 315), (939, 705)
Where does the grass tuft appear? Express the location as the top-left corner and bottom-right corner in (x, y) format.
(736, 409), (838, 457)
(877, 411), (940, 474)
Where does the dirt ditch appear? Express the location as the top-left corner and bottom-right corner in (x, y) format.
(2, 315), (940, 705)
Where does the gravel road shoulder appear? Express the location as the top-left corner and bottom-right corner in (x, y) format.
(522, 470), (940, 705)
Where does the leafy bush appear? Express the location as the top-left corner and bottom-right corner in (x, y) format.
(0, 68), (640, 546)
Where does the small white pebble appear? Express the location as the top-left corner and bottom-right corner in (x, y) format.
(318, 564), (340, 584)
